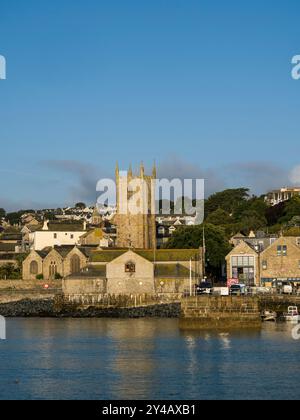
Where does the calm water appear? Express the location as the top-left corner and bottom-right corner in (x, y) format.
(0, 318), (299, 400)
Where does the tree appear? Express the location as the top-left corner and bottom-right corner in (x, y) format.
(205, 188), (249, 217)
(279, 196), (300, 224)
(75, 202), (86, 209)
(165, 223), (231, 278)
(0, 208), (6, 219)
(205, 208), (232, 226)
(0, 264), (21, 279)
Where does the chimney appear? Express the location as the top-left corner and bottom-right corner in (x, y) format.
(83, 221), (87, 231)
(42, 220), (49, 231)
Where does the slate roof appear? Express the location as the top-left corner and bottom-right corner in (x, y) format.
(67, 265), (107, 279)
(0, 243), (16, 252)
(38, 222), (85, 232)
(154, 264), (196, 277)
(90, 249), (200, 263)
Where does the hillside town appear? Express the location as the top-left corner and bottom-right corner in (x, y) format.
(1, 165), (300, 296)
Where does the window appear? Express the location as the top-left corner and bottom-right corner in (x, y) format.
(262, 260), (268, 270)
(49, 262), (57, 279)
(70, 255), (80, 274)
(54, 233), (57, 239)
(277, 245), (287, 256)
(70, 234), (74, 239)
(125, 262), (136, 273)
(30, 261), (38, 275)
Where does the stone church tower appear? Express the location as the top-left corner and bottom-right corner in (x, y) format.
(114, 163), (157, 249)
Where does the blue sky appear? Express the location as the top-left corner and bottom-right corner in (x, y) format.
(0, 0), (300, 210)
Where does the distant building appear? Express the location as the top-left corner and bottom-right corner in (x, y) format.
(265, 187), (300, 206)
(230, 230), (278, 252)
(30, 220), (87, 251)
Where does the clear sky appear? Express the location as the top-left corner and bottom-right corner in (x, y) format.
(0, 0), (300, 210)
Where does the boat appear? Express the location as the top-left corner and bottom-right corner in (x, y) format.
(282, 306), (300, 323)
(261, 310), (277, 322)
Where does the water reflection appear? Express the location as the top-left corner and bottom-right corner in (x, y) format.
(0, 319), (299, 400)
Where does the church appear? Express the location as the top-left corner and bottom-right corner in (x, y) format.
(23, 164), (203, 295)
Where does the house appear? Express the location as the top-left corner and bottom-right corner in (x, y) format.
(30, 220), (87, 251)
(265, 187), (300, 206)
(226, 241), (260, 286)
(260, 237), (300, 289)
(229, 231), (278, 252)
(63, 248), (203, 296)
(79, 228), (111, 248)
(22, 245), (95, 280)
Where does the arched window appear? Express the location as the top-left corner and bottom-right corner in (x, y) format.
(49, 262), (57, 279)
(70, 255), (81, 274)
(125, 262), (136, 273)
(30, 261), (38, 275)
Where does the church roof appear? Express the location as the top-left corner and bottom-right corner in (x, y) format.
(90, 248), (200, 263)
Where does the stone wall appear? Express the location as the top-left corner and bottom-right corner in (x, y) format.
(180, 296), (261, 330)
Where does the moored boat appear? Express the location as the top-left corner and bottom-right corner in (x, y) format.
(282, 306), (300, 323)
(261, 310), (277, 322)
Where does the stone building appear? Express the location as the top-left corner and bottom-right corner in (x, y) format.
(226, 241), (260, 286)
(113, 163), (156, 250)
(63, 248), (203, 296)
(260, 237), (300, 287)
(22, 245), (93, 280)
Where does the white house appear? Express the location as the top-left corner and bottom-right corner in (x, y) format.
(30, 220), (87, 251)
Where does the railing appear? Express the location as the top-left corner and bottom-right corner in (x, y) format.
(64, 293), (182, 308)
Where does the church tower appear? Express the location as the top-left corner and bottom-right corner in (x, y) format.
(114, 163), (157, 249)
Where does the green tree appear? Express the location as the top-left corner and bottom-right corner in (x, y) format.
(205, 188), (249, 217)
(206, 208), (232, 226)
(279, 196), (300, 224)
(0, 208), (6, 219)
(0, 264), (21, 279)
(75, 202), (86, 209)
(165, 223), (231, 278)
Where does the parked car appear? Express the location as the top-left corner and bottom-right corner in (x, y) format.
(230, 284), (246, 296)
(195, 282), (213, 295)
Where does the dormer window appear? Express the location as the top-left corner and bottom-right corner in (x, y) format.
(125, 262), (136, 273)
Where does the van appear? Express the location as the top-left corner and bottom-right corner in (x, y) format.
(230, 284), (246, 296)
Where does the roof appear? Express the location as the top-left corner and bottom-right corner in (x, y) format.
(67, 265), (107, 279)
(37, 245), (96, 259)
(0, 243), (16, 252)
(0, 234), (22, 241)
(154, 264), (196, 277)
(0, 253), (18, 261)
(90, 248), (201, 263)
(38, 222), (85, 232)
